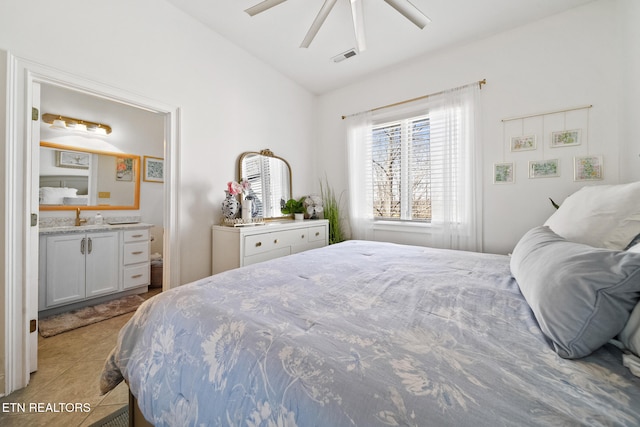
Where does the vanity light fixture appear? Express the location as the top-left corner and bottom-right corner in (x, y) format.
(42, 113), (112, 135)
(50, 117), (68, 130)
(74, 121), (88, 132)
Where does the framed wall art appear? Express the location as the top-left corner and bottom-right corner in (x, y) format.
(574, 155), (603, 181)
(116, 157), (134, 181)
(551, 129), (581, 148)
(143, 156), (164, 183)
(529, 159), (559, 178)
(494, 162), (515, 184)
(56, 150), (90, 169)
(510, 135), (536, 152)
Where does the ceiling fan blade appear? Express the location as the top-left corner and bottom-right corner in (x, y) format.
(350, 0), (366, 52)
(244, 0), (287, 17)
(300, 0), (338, 48)
(383, 0), (431, 29)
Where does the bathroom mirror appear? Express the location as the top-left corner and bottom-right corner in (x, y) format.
(39, 141), (140, 210)
(238, 149), (292, 219)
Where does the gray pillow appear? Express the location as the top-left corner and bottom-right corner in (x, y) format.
(510, 226), (640, 359)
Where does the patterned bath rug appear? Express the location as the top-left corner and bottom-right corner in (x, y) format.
(39, 294), (145, 337)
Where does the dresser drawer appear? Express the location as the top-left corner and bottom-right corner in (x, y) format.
(123, 263), (150, 289)
(123, 241), (149, 265)
(307, 225), (326, 243)
(244, 229), (300, 257)
(124, 229), (149, 243)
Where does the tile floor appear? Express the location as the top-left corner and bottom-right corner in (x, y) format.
(0, 289), (161, 427)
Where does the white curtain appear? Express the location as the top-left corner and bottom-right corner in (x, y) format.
(429, 84), (482, 252)
(346, 82), (483, 252)
(346, 111), (373, 240)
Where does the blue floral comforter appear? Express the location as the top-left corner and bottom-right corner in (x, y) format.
(100, 240), (640, 426)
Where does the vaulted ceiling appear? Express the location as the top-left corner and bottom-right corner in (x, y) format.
(165, 0), (597, 94)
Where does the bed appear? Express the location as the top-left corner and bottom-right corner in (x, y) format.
(100, 223), (640, 426)
(39, 175), (89, 205)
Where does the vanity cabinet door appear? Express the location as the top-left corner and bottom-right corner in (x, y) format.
(43, 231), (120, 307)
(85, 231), (120, 298)
(45, 234), (86, 307)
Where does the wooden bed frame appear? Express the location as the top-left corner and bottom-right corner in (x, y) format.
(129, 391), (153, 427)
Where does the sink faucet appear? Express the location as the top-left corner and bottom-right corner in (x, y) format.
(75, 208), (87, 226)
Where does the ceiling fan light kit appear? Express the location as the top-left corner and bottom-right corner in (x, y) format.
(244, 0), (430, 52)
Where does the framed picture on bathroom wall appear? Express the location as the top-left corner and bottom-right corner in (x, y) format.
(56, 150), (90, 169)
(143, 156), (164, 183)
(116, 157), (134, 181)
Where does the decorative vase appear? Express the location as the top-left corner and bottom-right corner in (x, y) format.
(242, 197), (252, 221)
(221, 191), (240, 219)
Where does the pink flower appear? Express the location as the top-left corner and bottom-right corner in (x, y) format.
(226, 180), (250, 196)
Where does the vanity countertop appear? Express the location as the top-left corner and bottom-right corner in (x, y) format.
(39, 222), (153, 235)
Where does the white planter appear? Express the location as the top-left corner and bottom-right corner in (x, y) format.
(294, 213), (304, 221)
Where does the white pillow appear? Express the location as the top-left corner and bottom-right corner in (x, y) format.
(544, 182), (640, 250)
(39, 187), (78, 205)
(63, 196), (88, 206)
(619, 302), (640, 357)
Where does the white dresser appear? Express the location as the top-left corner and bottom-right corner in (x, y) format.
(212, 220), (329, 274)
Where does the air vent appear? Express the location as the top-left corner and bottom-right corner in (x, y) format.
(332, 49), (357, 63)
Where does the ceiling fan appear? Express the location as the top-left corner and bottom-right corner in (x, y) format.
(244, 0), (431, 52)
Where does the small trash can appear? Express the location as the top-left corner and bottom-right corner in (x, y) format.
(150, 259), (163, 288)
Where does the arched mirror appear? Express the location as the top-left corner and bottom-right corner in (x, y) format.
(39, 141), (140, 210)
(238, 149), (292, 219)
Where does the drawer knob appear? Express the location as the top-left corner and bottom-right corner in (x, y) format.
(301, 234), (305, 239)
(274, 239), (279, 244)
(132, 251), (144, 255)
(315, 232), (320, 236)
(255, 242), (262, 247)
(131, 274), (143, 279)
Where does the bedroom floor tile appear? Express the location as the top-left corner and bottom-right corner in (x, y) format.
(0, 288), (161, 427)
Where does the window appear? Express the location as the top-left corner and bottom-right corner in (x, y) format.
(346, 81), (482, 251)
(371, 116), (431, 222)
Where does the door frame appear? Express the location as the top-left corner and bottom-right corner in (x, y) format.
(3, 53), (181, 394)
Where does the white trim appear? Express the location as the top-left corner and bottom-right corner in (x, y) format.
(4, 55), (181, 394)
(4, 51), (25, 396)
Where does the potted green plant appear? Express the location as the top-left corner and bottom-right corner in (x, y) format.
(281, 197), (306, 220)
(320, 177), (345, 244)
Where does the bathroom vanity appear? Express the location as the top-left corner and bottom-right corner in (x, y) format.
(38, 223), (152, 316)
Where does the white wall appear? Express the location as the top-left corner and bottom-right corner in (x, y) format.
(619, 0), (640, 182)
(0, 0), (317, 284)
(316, 0), (637, 255)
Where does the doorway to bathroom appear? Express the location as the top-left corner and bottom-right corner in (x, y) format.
(3, 54), (180, 395)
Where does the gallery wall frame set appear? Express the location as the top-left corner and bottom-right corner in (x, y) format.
(497, 104), (602, 184)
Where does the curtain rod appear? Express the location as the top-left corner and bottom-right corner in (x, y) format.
(501, 104), (592, 122)
(341, 79), (486, 120)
